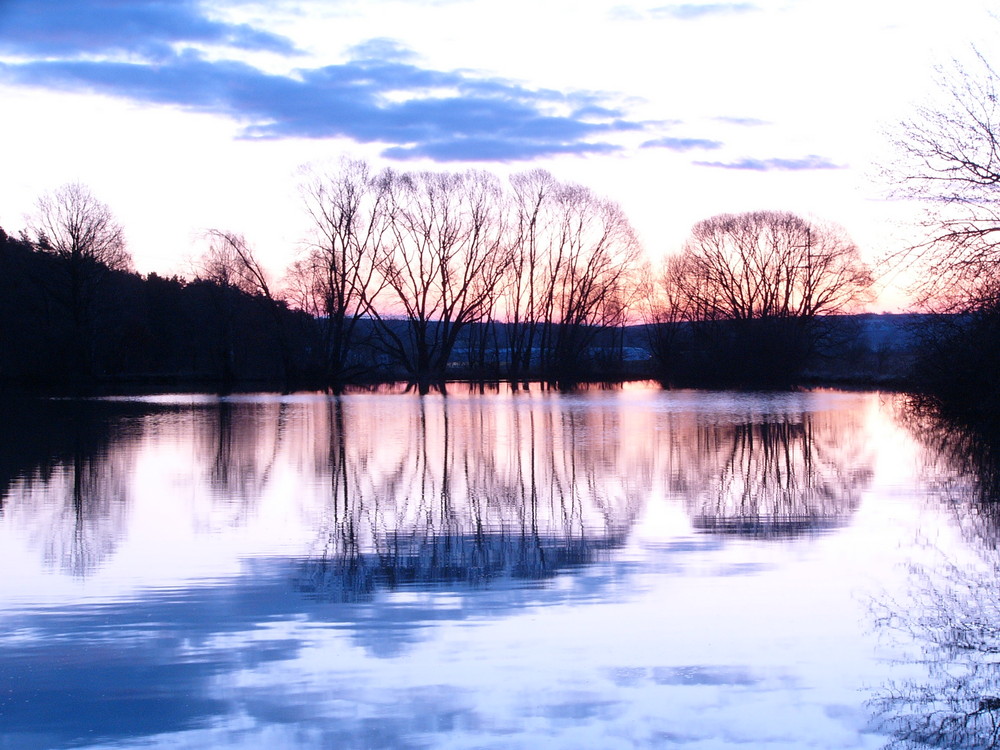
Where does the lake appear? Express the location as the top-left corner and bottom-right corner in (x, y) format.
(1, 382), (997, 749)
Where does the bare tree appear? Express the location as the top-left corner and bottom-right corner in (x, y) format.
(643, 254), (697, 369)
(882, 48), (1000, 413)
(885, 49), (1000, 310)
(654, 211), (872, 383)
(538, 182), (643, 377)
(197, 230), (291, 383)
(292, 159), (393, 383)
(501, 172), (643, 379)
(503, 169), (556, 377)
(28, 182), (133, 378)
(669, 211), (871, 321)
(199, 230), (273, 296)
(371, 169), (510, 383)
(30, 183), (131, 272)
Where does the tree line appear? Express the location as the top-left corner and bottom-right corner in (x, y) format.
(1, 164), (886, 391)
(288, 164), (647, 382)
(0, 221), (312, 389)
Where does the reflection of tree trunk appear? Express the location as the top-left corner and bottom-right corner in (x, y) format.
(213, 400), (233, 486)
(329, 397), (357, 561)
(440, 398), (451, 525)
(678, 411), (870, 537)
(203, 400), (280, 525)
(300, 387), (646, 600)
(71, 433), (87, 574)
(527, 408), (544, 569)
(31, 405), (136, 577)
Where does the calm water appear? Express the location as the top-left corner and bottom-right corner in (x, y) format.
(1, 383), (997, 749)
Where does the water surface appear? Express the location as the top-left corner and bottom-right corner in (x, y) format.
(0, 384), (995, 749)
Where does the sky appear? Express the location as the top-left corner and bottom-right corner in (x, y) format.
(0, 0), (994, 310)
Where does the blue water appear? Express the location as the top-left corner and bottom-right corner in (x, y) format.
(0, 384), (993, 749)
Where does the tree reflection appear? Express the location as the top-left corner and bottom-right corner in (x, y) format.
(872, 553), (1000, 749)
(194, 399), (288, 528)
(669, 406), (872, 538)
(0, 397), (291, 575)
(872, 401), (1000, 749)
(899, 399), (1000, 531)
(0, 399), (140, 576)
(1, 389), (876, 585)
(298, 390), (649, 600)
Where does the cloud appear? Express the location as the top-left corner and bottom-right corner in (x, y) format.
(641, 136), (723, 151)
(0, 1), (647, 162)
(649, 3), (758, 19)
(384, 139), (623, 161)
(0, 54), (644, 163)
(713, 116), (770, 127)
(346, 38), (418, 63)
(0, 0), (298, 59)
(609, 6), (646, 21)
(693, 155), (845, 170)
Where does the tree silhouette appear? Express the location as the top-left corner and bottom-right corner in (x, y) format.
(290, 159), (392, 383)
(885, 49), (1000, 310)
(536, 182), (642, 379)
(654, 211), (872, 384)
(370, 169), (509, 383)
(199, 230), (294, 383)
(885, 48), (1000, 418)
(27, 183), (133, 380)
(30, 183), (131, 272)
(502, 171), (643, 380)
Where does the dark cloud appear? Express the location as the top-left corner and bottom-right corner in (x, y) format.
(0, 0), (298, 59)
(641, 136), (723, 151)
(0, 54), (639, 160)
(694, 155), (845, 171)
(0, 1), (646, 162)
